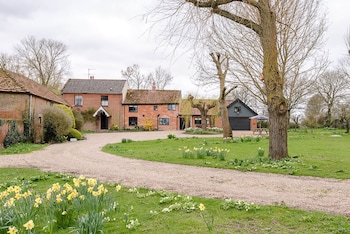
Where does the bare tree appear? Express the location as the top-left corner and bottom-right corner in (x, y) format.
(346, 27), (350, 56)
(15, 36), (70, 89)
(303, 94), (325, 128)
(209, 52), (236, 138)
(121, 64), (150, 89)
(340, 27), (350, 78)
(315, 70), (349, 127)
(188, 94), (216, 130)
(122, 65), (173, 90)
(0, 53), (22, 73)
(149, 66), (174, 90)
(338, 102), (350, 133)
(149, 0), (327, 159)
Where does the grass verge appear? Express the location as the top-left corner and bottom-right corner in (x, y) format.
(0, 168), (349, 234)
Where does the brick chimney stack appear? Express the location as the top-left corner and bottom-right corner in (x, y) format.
(152, 82), (156, 91)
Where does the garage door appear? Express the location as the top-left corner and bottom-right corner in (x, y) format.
(229, 117), (250, 130)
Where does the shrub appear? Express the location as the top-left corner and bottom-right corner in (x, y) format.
(54, 104), (75, 128)
(121, 138), (132, 143)
(72, 109), (84, 131)
(81, 108), (97, 123)
(3, 120), (24, 148)
(110, 124), (119, 131)
(144, 120), (153, 131)
(43, 106), (72, 143)
(167, 133), (176, 139)
(68, 128), (83, 140)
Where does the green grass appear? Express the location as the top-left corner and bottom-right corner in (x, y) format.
(0, 168), (349, 234)
(103, 129), (350, 179)
(0, 143), (47, 155)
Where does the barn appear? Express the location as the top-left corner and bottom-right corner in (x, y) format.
(227, 99), (258, 130)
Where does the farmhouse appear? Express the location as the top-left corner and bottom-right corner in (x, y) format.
(61, 76), (128, 131)
(122, 87), (181, 130)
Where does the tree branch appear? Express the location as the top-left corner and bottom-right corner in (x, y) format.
(186, 0), (262, 34)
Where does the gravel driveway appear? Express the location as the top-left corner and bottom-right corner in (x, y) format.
(0, 131), (349, 217)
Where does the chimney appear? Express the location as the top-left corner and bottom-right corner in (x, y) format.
(89, 75), (94, 80)
(152, 82), (156, 91)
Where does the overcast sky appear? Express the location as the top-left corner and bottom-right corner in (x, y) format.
(0, 0), (349, 97)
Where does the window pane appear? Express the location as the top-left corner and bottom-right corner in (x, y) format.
(129, 105), (138, 112)
(75, 96), (83, 106)
(129, 117), (138, 126)
(101, 96), (108, 106)
(159, 118), (169, 125)
(168, 104), (176, 110)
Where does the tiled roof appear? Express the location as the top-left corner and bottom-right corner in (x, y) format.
(0, 69), (67, 104)
(61, 79), (127, 94)
(123, 89), (181, 104)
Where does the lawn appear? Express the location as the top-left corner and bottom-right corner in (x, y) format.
(103, 129), (350, 179)
(0, 168), (349, 234)
(0, 143), (46, 155)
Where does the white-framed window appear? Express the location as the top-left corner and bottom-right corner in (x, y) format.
(154, 105), (158, 111)
(194, 118), (201, 125)
(194, 118), (209, 125)
(159, 118), (169, 125)
(129, 105), (138, 112)
(101, 96), (108, 106)
(74, 95), (83, 106)
(168, 104), (176, 111)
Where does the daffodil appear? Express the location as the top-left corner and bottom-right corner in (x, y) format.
(23, 220), (34, 230)
(87, 178), (97, 186)
(56, 194), (62, 203)
(199, 203), (206, 211)
(7, 226), (18, 234)
(116, 184), (122, 192)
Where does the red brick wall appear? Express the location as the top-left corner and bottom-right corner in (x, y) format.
(0, 93), (27, 147)
(62, 93), (124, 131)
(123, 104), (180, 131)
(0, 93), (58, 146)
(0, 93), (28, 119)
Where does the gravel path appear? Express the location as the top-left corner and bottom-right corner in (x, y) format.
(0, 131), (349, 217)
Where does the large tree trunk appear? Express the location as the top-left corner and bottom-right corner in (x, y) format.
(260, 2), (288, 159)
(220, 99), (232, 138)
(200, 113), (208, 130)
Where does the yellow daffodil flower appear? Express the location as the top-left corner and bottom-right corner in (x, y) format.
(23, 220), (34, 230)
(199, 203), (206, 211)
(7, 226), (18, 234)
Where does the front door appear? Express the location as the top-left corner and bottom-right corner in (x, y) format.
(100, 112), (108, 130)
